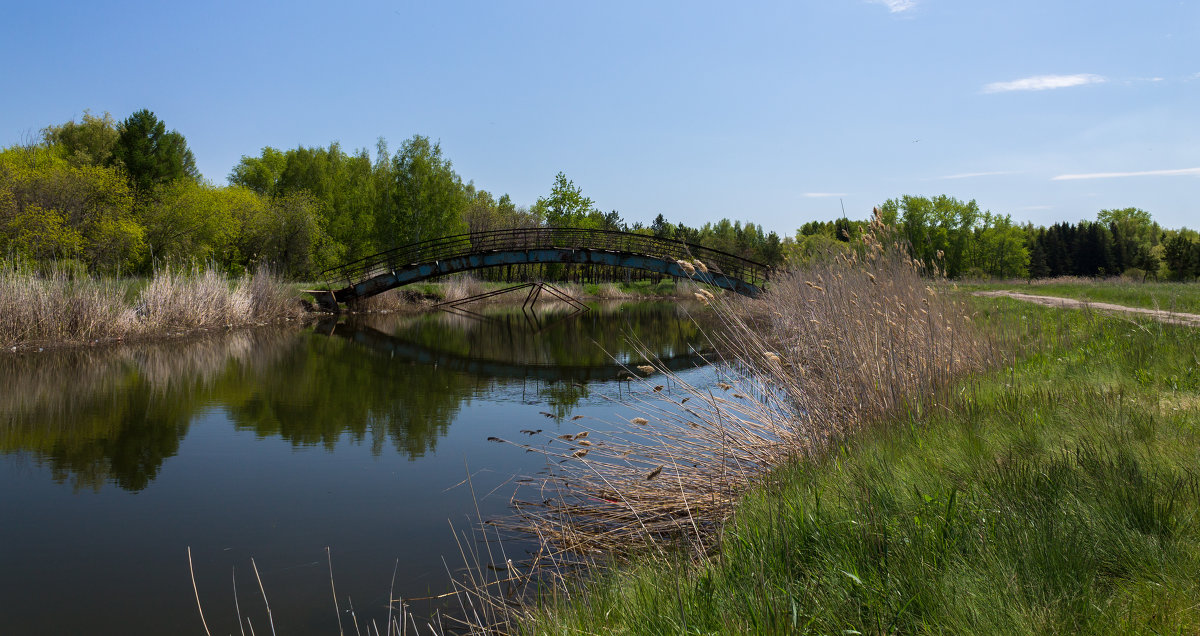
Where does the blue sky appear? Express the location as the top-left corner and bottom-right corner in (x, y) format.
(2, 0), (1197, 233)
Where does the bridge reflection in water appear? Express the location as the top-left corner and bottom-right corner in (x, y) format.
(321, 301), (716, 385)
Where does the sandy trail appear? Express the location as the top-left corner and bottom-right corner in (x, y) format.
(973, 290), (1200, 328)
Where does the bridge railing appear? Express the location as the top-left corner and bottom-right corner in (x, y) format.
(321, 227), (770, 292)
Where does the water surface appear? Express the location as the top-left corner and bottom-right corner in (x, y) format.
(0, 301), (713, 634)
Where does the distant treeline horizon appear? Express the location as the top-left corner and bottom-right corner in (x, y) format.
(2, 109), (1197, 281)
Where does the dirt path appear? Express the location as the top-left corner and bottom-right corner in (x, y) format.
(974, 290), (1200, 327)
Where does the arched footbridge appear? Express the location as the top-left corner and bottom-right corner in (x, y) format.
(317, 227), (771, 308)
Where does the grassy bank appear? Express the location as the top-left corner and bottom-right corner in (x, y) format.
(1, 263), (304, 350)
(520, 298), (1200, 634)
(962, 276), (1200, 314)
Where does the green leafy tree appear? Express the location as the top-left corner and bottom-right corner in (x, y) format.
(140, 179), (238, 266)
(228, 146), (288, 196)
(378, 136), (467, 246)
(531, 172), (594, 227)
(42, 110), (120, 167)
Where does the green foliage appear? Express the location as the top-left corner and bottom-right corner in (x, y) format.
(41, 110), (120, 167)
(111, 109), (198, 193)
(0, 145), (143, 272)
(531, 172), (594, 227)
(1164, 232), (1199, 280)
(881, 194), (979, 277)
(530, 305), (1200, 634)
(228, 145), (287, 196)
(378, 135), (468, 246)
(965, 211), (1028, 278)
(140, 179), (238, 265)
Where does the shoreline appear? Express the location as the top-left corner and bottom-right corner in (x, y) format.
(3, 281), (697, 355)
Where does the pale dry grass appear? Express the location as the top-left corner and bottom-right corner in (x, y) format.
(0, 262), (131, 346)
(0, 262), (303, 348)
(440, 275), (492, 302)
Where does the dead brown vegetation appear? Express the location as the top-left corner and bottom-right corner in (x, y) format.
(0, 262), (304, 349)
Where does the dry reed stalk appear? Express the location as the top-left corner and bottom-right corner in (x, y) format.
(1, 262), (303, 349)
(440, 275), (491, 302)
(0, 262), (130, 346)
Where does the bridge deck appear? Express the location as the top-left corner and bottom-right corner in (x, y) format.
(319, 227), (770, 305)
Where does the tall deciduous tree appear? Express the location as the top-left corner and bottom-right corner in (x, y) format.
(531, 172), (594, 227)
(378, 136), (467, 246)
(42, 110), (120, 167)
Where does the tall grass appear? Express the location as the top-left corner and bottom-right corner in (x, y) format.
(0, 261), (131, 345)
(0, 262), (304, 348)
(521, 302), (1200, 634)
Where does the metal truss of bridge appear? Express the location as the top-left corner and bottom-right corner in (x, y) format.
(316, 227), (771, 310)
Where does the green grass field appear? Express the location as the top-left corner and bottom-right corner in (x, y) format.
(524, 298), (1200, 634)
(961, 278), (1200, 314)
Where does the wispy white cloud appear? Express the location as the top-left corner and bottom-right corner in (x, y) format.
(870, 0), (916, 13)
(982, 74), (1106, 94)
(926, 170), (1017, 180)
(1052, 167), (1200, 181)
(804, 192), (847, 198)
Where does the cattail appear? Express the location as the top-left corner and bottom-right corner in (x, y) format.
(653, 385), (664, 392)
(693, 260), (708, 273)
(676, 259), (696, 275)
(574, 431), (588, 439)
(572, 449), (589, 458)
(763, 352), (781, 365)
(645, 466), (663, 480)
(694, 292), (709, 305)
(571, 414), (585, 420)
(630, 417), (649, 425)
(636, 364), (655, 375)
(717, 382), (732, 391)
(577, 440), (592, 447)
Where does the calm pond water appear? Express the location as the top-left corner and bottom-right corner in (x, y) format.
(0, 301), (715, 635)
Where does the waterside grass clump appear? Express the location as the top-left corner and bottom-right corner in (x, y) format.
(520, 301), (1200, 634)
(0, 262), (304, 349)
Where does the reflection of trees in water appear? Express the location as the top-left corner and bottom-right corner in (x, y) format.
(0, 330), (480, 491)
(0, 331), (293, 491)
(0, 302), (713, 491)
(222, 333), (480, 459)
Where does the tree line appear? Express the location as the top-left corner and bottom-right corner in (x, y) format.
(0, 110), (784, 280)
(793, 195), (1199, 281)
(2, 109), (1196, 281)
